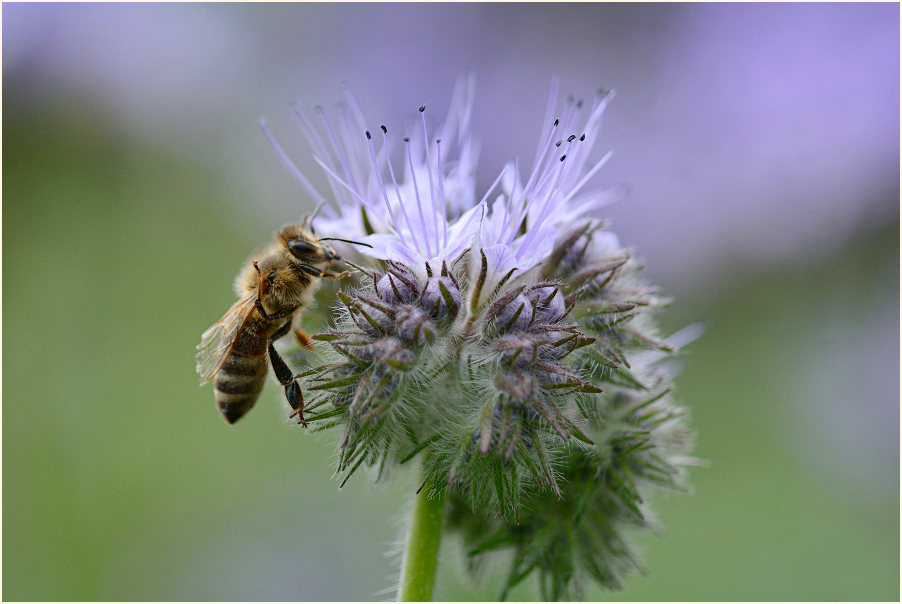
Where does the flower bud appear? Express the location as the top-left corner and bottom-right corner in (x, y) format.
(420, 276), (461, 321)
(531, 286), (566, 324)
(494, 294), (533, 333)
(371, 336), (414, 372)
(540, 329), (589, 360)
(495, 334), (541, 368)
(395, 305), (436, 345)
(562, 233), (590, 270)
(376, 270), (419, 305)
(556, 224), (622, 273)
(533, 363), (569, 388)
(351, 299), (394, 337)
(494, 370), (538, 402)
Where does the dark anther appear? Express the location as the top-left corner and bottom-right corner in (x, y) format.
(418, 105), (426, 112)
(366, 130), (372, 139)
(380, 125), (387, 133)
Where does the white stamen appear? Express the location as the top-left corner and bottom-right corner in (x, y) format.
(498, 158), (521, 239)
(365, 131), (410, 250)
(560, 150), (613, 206)
(520, 116), (560, 208)
(313, 155), (369, 206)
(316, 106), (359, 196)
(382, 128), (421, 254)
(292, 103), (349, 207)
(504, 152), (560, 245)
(334, 103), (367, 196)
(436, 138), (448, 248)
(476, 165), (510, 213)
(341, 83), (370, 137)
(259, 117), (327, 208)
(404, 137), (434, 259)
(532, 76), (559, 169)
(290, 102), (330, 167)
(504, 113), (561, 240)
(420, 108), (441, 253)
(516, 155), (569, 256)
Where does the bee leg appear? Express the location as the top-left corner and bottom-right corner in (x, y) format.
(269, 320), (307, 426)
(321, 269), (350, 280)
(295, 328), (315, 350)
(254, 300), (298, 322)
(297, 264), (349, 280)
(297, 264), (325, 277)
(267, 339), (306, 428)
(254, 299), (271, 319)
(270, 318), (293, 341)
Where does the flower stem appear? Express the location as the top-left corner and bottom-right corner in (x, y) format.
(398, 468), (446, 601)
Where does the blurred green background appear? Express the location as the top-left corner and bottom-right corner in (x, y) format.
(4, 4), (898, 601)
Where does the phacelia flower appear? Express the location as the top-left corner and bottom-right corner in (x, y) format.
(262, 78), (698, 600)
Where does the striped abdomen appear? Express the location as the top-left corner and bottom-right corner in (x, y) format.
(214, 318), (283, 424)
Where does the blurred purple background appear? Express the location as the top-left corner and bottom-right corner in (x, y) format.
(4, 3), (898, 600)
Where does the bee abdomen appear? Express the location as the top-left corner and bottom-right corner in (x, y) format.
(215, 350), (267, 424)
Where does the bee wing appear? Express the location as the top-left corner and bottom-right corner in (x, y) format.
(196, 290), (258, 384)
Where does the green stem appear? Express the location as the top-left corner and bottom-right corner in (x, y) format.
(398, 467), (446, 601)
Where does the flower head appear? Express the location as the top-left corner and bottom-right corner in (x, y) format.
(263, 78), (697, 599)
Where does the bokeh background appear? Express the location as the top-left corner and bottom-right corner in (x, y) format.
(3, 3), (898, 601)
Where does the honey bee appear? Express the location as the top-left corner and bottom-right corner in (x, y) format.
(196, 219), (349, 425)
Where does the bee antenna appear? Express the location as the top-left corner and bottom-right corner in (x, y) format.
(318, 237), (373, 248)
(302, 200), (328, 233)
(310, 200), (327, 220)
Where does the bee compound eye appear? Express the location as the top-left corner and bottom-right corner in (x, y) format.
(267, 271), (277, 284)
(288, 239), (317, 259)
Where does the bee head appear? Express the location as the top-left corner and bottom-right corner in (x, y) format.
(278, 224), (340, 264)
